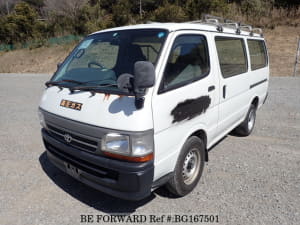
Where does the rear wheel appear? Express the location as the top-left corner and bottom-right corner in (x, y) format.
(234, 104), (256, 136)
(166, 136), (205, 197)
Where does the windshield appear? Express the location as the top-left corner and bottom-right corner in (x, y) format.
(52, 29), (168, 94)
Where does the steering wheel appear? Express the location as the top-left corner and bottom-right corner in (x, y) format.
(88, 61), (104, 69)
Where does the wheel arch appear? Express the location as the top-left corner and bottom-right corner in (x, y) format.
(251, 96), (259, 109)
(189, 129), (208, 162)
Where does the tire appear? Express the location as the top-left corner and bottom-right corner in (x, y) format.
(234, 104), (256, 136)
(166, 136), (205, 197)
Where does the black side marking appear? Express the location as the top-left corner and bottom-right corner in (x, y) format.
(171, 96), (211, 123)
(250, 78), (268, 89)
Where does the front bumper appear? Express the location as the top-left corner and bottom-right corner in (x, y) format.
(42, 128), (154, 201)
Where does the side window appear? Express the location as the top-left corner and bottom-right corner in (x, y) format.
(247, 40), (267, 70)
(215, 37), (247, 78)
(160, 35), (210, 92)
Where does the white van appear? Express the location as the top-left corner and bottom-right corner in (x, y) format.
(38, 16), (269, 200)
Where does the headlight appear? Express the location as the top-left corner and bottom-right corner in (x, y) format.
(101, 133), (130, 155)
(38, 109), (47, 128)
(131, 131), (153, 156)
(101, 130), (154, 162)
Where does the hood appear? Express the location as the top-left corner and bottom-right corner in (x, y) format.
(39, 86), (153, 131)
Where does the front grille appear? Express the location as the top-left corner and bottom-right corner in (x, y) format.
(46, 123), (99, 152)
(45, 139), (118, 180)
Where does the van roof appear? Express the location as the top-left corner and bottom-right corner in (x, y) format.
(92, 22), (264, 39)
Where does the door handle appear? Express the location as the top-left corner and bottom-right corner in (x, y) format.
(223, 85), (226, 98)
(208, 85), (215, 92)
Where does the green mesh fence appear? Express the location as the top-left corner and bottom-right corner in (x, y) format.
(0, 35), (82, 52)
(47, 35), (82, 45)
(0, 44), (14, 51)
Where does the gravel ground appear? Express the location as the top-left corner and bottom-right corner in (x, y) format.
(0, 74), (299, 225)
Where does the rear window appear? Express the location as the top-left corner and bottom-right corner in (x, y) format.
(215, 37), (248, 78)
(247, 40), (267, 70)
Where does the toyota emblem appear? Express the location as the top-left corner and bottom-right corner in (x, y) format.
(64, 134), (72, 143)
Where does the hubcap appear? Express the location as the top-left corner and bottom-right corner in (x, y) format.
(182, 148), (201, 185)
(248, 109), (255, 131)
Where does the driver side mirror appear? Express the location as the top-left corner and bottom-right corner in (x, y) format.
(133, 61), (155, 110)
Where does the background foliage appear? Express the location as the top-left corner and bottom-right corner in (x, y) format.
(0, 0), (299, 48)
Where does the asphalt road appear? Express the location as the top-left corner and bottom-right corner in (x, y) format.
(0, 74), (299, 225)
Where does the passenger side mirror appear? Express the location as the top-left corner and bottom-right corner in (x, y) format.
(134, 61), (155, 90)
(133, 61), (155, 109)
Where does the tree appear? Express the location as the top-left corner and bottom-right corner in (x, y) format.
(275, 0), (300, 8)
(76, 1), (112, 34)
(0, 2), (49, 45)
(0, 0), (18, 15)
(152, 2), (188, 22)
(241, 0), (274, 19)
(44, 0), (87, 19)
(23, 0), (44, 8)
(23, 0), (45, 15)
(112, 0), (133, 26)
(275, 0), (300, 16)
(185, 0), (228, 20)
(44, 0), (89, 35)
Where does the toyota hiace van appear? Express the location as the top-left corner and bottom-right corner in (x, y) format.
(39, 16), (269, 200)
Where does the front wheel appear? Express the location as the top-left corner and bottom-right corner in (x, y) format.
(166, 136), (205, 197)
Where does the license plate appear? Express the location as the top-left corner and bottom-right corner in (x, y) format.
(60, 99), (82, 111)
(64, 162), (81, 179)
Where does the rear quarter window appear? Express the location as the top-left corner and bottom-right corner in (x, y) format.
(215, 37), (248, 78)
(247, 39), (267, 70)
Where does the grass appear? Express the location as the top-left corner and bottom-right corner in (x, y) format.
(0, 43), (76, 73)
(0, 26), (299, 76)
(265, 26), (300, 76)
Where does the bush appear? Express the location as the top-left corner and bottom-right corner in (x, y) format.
(0, 2), (42, 44)
(185, 0), (228, 20)
(152, 2), (188, 22)
(1, 0), (300, 50)
(112, 0), (134, 26)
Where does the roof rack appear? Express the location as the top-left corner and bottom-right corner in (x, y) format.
(189, 14), (263, 37)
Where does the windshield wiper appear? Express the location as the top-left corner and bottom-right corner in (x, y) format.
(69, 84), (118, 95)
(70, 83), (117, 91)
(45, 79), (84, 88)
